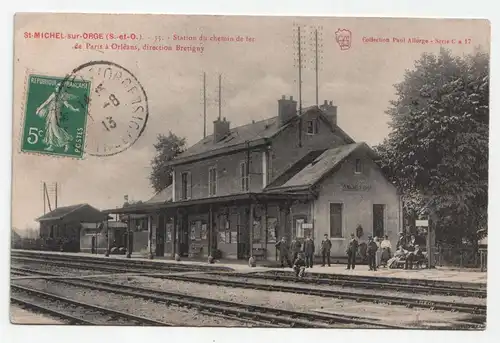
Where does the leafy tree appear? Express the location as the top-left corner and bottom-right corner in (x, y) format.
(149, 132), (186, 193)
(375, 47), (489, 245)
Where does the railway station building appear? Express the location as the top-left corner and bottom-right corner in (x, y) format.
(105, 96), (402, 261)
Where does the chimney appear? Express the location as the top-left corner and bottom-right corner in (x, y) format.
(320, 100), (338, 126)
(278, 95), (298, 126)
(213, 117), (230, 143)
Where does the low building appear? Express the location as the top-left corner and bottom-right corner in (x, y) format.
(105, 96), (402, 260)
(37, 203), (111, 252)
(79, 221), (128, 254)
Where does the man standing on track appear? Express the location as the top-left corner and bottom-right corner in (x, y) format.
(346, 233), (358, 270)
(320, 234), (332, 267)
(303, 234), (315, 268)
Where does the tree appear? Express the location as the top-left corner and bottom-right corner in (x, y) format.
(149, 132), (186, 193)
(375, 47), (489, 245)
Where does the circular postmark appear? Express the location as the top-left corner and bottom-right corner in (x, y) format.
(57, 60), (149, 157)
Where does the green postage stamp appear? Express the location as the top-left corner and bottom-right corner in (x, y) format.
(21, 74), (91, 158)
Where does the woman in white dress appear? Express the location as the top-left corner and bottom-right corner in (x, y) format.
(35, 83), (80, 152)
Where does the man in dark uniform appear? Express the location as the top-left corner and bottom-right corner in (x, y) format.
(366, 236), (378, 271)
(320, 234), (332, 266)
(396, 232), (406, 250)
(346, 233), (358, 270)
(303, 234), (315, 268)
(404, 235), (417, 269)
(290, 238), (302, 264)
(275, 237), (291, 267)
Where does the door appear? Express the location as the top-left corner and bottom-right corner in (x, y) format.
(180, 214), (189, 256)
(156, 214), (165, 256)
(373, 204), (385, 238)
(236, 212), (249, 259)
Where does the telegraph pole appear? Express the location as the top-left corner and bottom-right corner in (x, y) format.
(315, 28), (319, 106)
(55, 182), (58, 209)
(297, 25), (303, 147)
(203, 72), (207, 138)
(218, 74), (222, 120)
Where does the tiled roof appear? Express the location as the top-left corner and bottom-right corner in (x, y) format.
(171, 105), (349, 165)
(175, 116), (280, 160)
(266, 143), (370, 191)
(145, 184), (173, 204)
(36, 204), (88, 221)
(36, 203), (110, 223)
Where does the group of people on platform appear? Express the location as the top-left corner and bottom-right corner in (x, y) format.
(275, 232), (426, 278)
(275, 233), (333, 278)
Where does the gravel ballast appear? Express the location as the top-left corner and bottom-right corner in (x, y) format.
(98, 275), (478, 326)
(12, 279), (252, 327)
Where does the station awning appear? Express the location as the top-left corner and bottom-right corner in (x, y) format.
(102, 191), (313, 215)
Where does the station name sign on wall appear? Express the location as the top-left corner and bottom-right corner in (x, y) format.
(341, 183), (372, 191)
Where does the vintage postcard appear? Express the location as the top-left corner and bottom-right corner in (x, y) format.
(11, 13), (489, 329)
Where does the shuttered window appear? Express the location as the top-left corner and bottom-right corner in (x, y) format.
(329, 203), (343, 238)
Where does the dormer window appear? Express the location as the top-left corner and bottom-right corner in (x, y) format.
(355, 159), (362, 174)
(306, 119), (319, 135)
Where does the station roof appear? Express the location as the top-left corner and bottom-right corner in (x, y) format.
(265, 142), (378, 192)
(103, 192), (313, 215)
(170, 106), (355, 166)
(36, 203), (111, 224)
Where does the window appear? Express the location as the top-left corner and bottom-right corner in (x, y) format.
(240, 161), (249, 192)
(180, 172), (189, 200)
(355, 158), (362, 174)
(307, 119), (319, 134)
(373, 204), (385, 238)
(208, 167), (217, 196)
(294, 217), (305, 238)
(330, 203), (343, 238)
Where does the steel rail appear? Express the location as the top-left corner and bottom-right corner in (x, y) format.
(151, 274), (487, 315)
(11, 296), (94, 325)
(208, 272), (487, 298)
(11, 284), (172, 326)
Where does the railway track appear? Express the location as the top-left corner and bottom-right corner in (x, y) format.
(149, 273), (487, 315)
(11, 251), (232, 273)
(10, 267), (403, 328)
(11, 284), (172, 326)
(10, 263), (486, 316)
(263, 270), (486, 292)
(209, 272), (487, 298)
(12, 256), (155, 274)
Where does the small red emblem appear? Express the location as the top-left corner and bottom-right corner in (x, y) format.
(335, 29), (352, 50)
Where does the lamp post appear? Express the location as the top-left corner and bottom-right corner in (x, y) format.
(105, 217), (110, 257)
(148, 213), (154, 260)
(126, 214), (131, 258)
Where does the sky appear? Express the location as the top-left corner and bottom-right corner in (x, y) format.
(11, 14), (490, 230)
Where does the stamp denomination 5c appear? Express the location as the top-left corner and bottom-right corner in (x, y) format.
(21, 74), (90, 159)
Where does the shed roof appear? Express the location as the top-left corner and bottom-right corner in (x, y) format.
(36, 203), (110, 223)
(145, 184), (173, 204)
(265, 142), (376, 191)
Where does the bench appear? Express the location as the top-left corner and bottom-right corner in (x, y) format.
(252, 248), (267, 260)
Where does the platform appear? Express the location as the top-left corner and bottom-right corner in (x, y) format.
(10, 305), (63, 324)
(11, 249), (487, 286)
